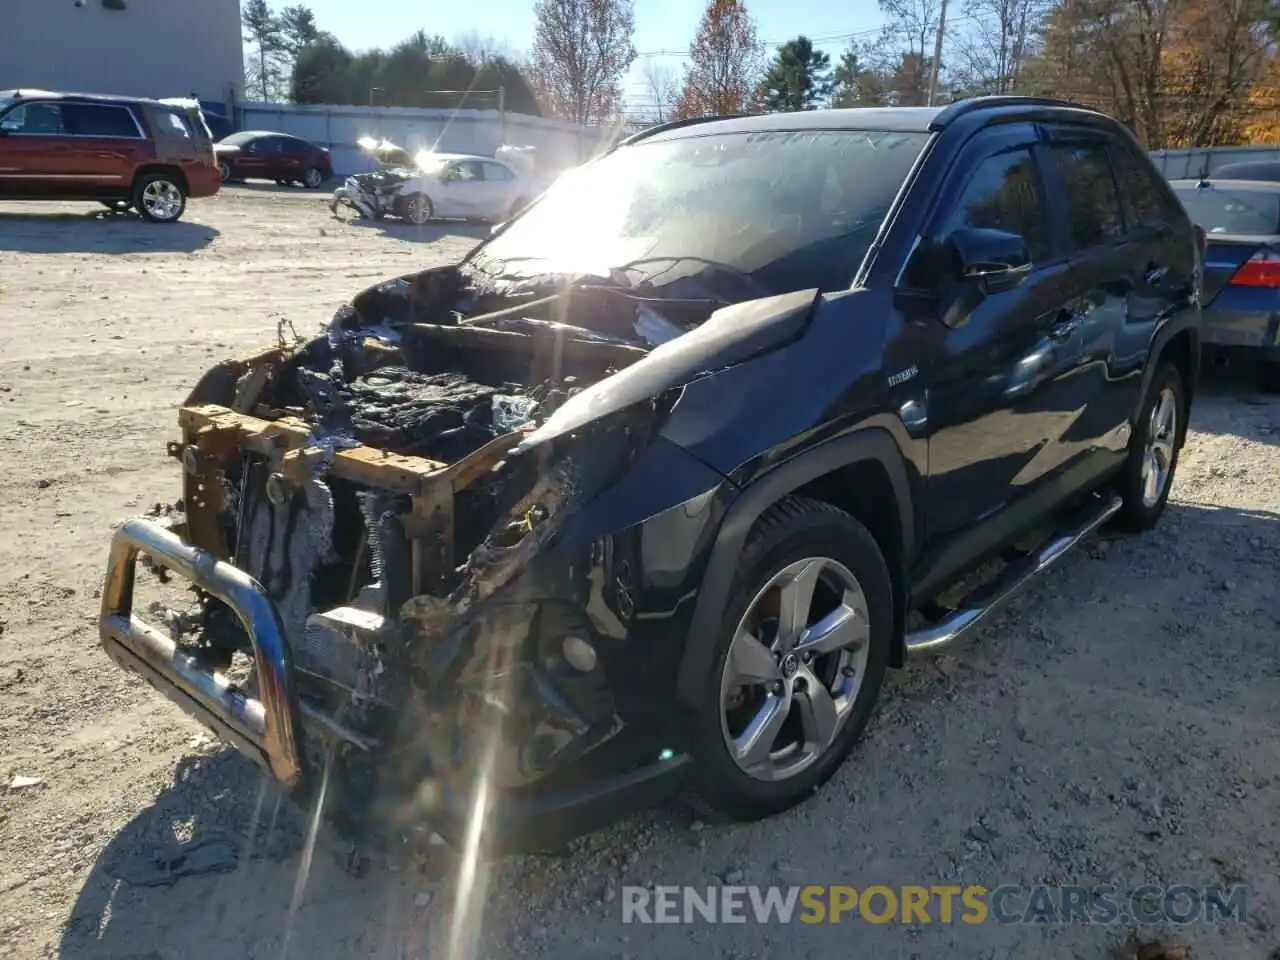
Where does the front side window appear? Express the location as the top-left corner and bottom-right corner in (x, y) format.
(1054, 143), (1125, 250)
(935, 147), (1050, 263)
(468, 128), (931, 298)
(454, 160), (484, 181)
(0, 102), (64, 135)
(62, 104), (139, 138)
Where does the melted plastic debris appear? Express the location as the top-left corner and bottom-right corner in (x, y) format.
(492, 393), (539, 432)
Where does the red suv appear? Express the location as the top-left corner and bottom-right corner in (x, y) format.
(0, 89), (221, 223)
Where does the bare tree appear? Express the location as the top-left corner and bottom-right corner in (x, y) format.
(641, 61), (679, 122)
(530, 0), (638, 124)
(455, 30), (516, 65)
(874, 0), (942, 105)
(950, 0), (1045, 94)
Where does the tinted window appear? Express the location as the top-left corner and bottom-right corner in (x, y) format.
(258, 137), (285, 154)
(220, 131), (259, 146)
(0, 102), (64, 135)
(1054, 144), (1124, 249)
(62, 103), (138, 138)
(482, 161), (513, 181)
(1111, 140), (1178, 228)
(1172, 184), (1280, 236)
(282, 137), (309, 154)
(937, 147), (1050, 262)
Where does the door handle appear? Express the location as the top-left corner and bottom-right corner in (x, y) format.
(1143, 263), (1169, 285)
(1049, 312), (1080, 340)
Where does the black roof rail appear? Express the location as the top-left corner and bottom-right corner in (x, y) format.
(613, 114), (743, 149)
(930, 95), (1095, 129)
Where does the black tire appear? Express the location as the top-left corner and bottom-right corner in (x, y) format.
(683, 496), (893, 822)
(218, 161), (233, 183)
(1112, 362), (1186, 532)
(132, 172), (187, 223)
(402, 193), (433, 225)
(303, 167), (325, 189)
(98, 200), (130, 213)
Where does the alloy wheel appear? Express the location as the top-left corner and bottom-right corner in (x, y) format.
(219, 161), (231, 183)
(141, 180), (183, 221)
(1141, 386), (1177, 507)
(719, 556), (871, 782)
(304, 167), (323, 188)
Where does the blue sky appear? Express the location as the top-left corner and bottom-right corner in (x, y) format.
(300, 0), (889, 111)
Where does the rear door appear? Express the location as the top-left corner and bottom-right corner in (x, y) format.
(480, 160), (518, 217)
(60, 101), (150, 195)
(278, 137), (310, 181)
(1040, 128), (1144, 475)
(0, 100), (70, 198)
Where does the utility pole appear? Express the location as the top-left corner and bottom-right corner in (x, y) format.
(927, 0), (949, 106)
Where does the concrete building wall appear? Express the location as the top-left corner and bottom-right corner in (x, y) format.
(0, 0), (243, 105)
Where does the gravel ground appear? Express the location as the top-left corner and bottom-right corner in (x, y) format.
(0, 188), (1277, 960)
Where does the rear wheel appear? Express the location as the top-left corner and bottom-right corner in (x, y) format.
(684, 497), (892, 822)
(303, 167), (325, 189)
(1112, 363), (1185, 532)
(133, 172), (187, 223)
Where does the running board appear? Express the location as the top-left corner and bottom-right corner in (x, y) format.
(904, 493), (1122, 657)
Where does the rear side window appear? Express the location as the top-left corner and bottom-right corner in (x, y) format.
(1111, 141), (1180, 228)
(62, 103), (140, 138)
(1171, 185), (1280, 236)
(482, 161), (514, 181)
(936, 147), (1050, 263)
(1053, 144), (1124, 249)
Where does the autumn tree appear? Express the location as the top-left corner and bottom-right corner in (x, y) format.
(675, 0), (764, 118)
(530, 0), (637, 124)
(759, 36), (834, 111)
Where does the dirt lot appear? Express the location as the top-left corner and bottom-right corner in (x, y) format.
(0, 187), (1278, 960)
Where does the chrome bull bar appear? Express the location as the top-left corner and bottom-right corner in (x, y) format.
(99, 517), (304, 787)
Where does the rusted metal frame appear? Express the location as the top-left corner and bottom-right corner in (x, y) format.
(172, 403), (531, 597)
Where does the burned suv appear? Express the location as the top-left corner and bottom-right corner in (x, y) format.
(98, 97), (1202, 852)
(0, 89), (219, 222)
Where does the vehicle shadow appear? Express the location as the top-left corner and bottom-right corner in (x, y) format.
(0, 208), (219, 254)
(337, 214), (491, 245)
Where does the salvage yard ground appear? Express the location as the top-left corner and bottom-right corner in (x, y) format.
(0, 189), (1278, 960)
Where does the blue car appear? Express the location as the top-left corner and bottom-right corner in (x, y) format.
(1170, 176), (1280, 390)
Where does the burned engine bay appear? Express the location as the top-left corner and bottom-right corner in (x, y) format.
(164, 262), (727, 825)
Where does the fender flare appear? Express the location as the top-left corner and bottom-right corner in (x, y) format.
(674, 427), (915, 709)
(1136, 315), (1200, 439)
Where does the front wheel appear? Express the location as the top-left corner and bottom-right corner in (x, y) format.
(402, 193), (432, 225)
(684, 497), (893, 823)
(133, 172), (187, 223)
(218, 161), (233, 183)
(1112, 362), (1185, 532)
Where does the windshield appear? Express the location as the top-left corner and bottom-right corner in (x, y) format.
(1173, 184), (1280, 236)
(468, 128), (931, 297)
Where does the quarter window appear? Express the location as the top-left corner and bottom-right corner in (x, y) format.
(157, 109), (193, 139)
(937, 147), (1050, 263)
(1053, 144), (1124, 249)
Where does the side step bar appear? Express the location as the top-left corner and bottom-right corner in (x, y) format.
(904, 493), (1122, 657)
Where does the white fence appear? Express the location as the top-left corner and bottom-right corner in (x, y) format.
(233, 102), (614, 176)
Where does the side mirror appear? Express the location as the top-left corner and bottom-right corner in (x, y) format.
(948, 226), (1031, 292)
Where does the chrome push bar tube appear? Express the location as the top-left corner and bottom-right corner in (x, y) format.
(99, 518), (304, 786)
